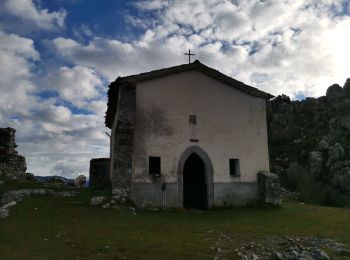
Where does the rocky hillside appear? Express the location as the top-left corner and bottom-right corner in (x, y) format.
(268, 79), (350, 206)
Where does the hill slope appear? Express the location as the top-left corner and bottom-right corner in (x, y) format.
(268, 79), (350, 206)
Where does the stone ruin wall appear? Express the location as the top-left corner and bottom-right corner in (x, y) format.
(257, 171), (281, 206)
(0, 127), (27, 179)
(89, 158), (111, 188)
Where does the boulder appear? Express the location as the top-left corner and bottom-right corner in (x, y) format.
(102, 203), (110, 209)
(90, 196), (106, 206)
(280, 188), (298, 200)
(0, 208), (9, 219)
(112, 188), (126, 196)
(1, 201), (16, 209)
(111, 188), (128, 203)
(1, 188), (77, 204)
(1, 189), (32, 204)
(111, 194), (121, 201)
(31, 189), (51, 195)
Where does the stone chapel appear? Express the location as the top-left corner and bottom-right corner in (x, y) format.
(105, 60), (275, 209)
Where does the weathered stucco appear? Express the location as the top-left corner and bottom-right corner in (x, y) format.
(111, 70), (271, 208)
(132, 71), (270, 179)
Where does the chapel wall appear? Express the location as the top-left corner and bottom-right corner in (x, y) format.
(131, 71), (270, 185)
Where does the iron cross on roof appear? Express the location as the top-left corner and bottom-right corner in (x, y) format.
(184, 49), (195, 64)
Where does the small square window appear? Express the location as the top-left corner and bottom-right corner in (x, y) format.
(229, 159), (240, 176)
(149, 156), (161, 175)
(189, 115), (197, 124)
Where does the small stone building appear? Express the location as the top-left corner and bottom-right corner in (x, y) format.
(105, 60), (274, 209)
(89, 158), (111, 188)
(0, 127), (27, 179)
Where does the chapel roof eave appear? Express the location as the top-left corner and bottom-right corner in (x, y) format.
(105, 60), (274, 128)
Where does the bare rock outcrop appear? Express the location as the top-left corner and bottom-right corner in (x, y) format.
(267, 79), (350, 207)
(326, 83), (343, 98)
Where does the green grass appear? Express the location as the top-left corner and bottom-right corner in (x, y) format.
(1, 187), (350, 260)
(0, 177), (44, 193)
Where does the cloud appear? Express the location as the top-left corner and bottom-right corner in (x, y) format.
(52, 36), (186, 80)
(3, 0), (66, 30)
(0, 30), (39, 117)
(134, 0), (169, 11)
(48, 1), (350, 98)
(123, 0), (350, 98)
(44, 66), (104, 108)
(11, 103), (109, 177)
(0, 29), (109, 177)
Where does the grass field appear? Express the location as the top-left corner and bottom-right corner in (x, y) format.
(1, 184), (350, 259)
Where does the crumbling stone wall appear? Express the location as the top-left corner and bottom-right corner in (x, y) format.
(0, 128), (27, 179)
(111, 83), (136, 192)
(89, 158), (111, 188)
(257, 171), (281, 206)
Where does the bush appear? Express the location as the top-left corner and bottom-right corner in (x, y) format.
(280, 163), (308, 191)
(318, 186), (348, 207)
(280, 163), (350, 207)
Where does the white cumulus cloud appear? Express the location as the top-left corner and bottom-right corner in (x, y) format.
(3, 0), (67, 30)
(44, 66), (104, 108)
(0, 29), (109, 177)
(49, 0), (350, 99)
(0, 30), (39, 117)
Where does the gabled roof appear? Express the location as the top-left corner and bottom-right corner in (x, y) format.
(105, 60), (273, 128)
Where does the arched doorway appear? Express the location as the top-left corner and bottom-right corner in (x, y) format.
(178, 146), (214, 209)
(183, 153), (208, 210)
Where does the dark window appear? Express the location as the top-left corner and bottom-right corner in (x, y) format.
(149, 156), (161, 175)
(189, 115), (197, 124)
(229, 159), (240, 176)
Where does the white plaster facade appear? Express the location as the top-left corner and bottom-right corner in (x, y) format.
(131, 71), (270, 183)
(108, 62), (272, 208)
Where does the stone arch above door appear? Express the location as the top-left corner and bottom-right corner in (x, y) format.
(178, 146), (214, 209)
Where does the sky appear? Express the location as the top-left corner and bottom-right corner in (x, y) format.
(1, 0), (350, 178)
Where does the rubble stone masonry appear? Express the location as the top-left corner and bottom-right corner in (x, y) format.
(0, 128), (27, 179)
